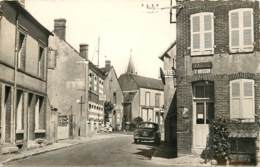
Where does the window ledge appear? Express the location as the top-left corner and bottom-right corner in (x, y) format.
(34, 129), (46, 133)
(191, 50), (214, 56)
(16, 129), (24, 134)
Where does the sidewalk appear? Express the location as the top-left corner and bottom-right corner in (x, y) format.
(0, 133), (128, 166)
(151, 144), (259, 167)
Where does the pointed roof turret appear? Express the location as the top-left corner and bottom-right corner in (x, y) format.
(126, 49), (136, 74)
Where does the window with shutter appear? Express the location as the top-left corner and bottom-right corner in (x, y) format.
(230, 79), (255, 122)
(191, 13), (214, 56)
(229, 8), (254, 53)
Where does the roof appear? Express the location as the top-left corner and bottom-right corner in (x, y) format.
(119, 73), (164, 91)
(1, 1), (52, 36)
(159, 41), (176, 61)
(88, 61), (106, 79)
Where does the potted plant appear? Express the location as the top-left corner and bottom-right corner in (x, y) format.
(202, 118), (231, 165)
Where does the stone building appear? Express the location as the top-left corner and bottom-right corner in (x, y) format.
(176, 0), (260, 163)
(87, 61), (106, 133)
(100, 60), (124, 131)
(159, 41), (177, 147)
(48, 19), (89, 140)
(119, 58), (164, 129)
(0, 1), (52, 153)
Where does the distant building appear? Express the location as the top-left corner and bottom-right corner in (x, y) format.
(100, 60), (124, 131)
(119, 58), (164, 129)
(0, 1), (52, 152)
(159, 41), (176, 147)
(48, 19), (89, 140)
(87, 61), (106, 132)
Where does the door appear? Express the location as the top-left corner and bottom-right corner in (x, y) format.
(192, 81), (214, 153)
(193, 102), (214, 150)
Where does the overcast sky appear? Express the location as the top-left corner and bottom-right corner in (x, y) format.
(26, 0), (176, 79)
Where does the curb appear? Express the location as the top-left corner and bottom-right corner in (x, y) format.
(0, 134), (128, 165)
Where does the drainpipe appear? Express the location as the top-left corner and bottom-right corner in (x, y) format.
(12, 8), (20, 145)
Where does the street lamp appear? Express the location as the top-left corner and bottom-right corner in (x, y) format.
(76, 96), (85, 136)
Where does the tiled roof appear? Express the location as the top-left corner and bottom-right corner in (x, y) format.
(119, 73), (164, 91)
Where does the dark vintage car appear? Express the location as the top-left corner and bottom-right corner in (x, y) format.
(133, 122), (161, 145)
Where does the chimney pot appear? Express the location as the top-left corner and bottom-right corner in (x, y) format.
(54, 19), (66, 40)
(80, 44), (88, 60)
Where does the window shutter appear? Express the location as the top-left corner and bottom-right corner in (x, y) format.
(242, 80), (254, 120)
(242, 10), (254, 50)
(191, 15), (201, 52)
(229, 8), (254, 53)
(230, 11), (240, 51)
(204, 14), (213, 50)
(230, 81), (241, 119)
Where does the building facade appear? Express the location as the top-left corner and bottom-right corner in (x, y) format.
(100, 60), (124, 131)
(48, 19), (89, 140)
(119, 61), (164, 129)
(159, 42), (177, 147)
(0, 1), (52, 152)
(87, 62), (106, 133)
(176, 0), (260, 163)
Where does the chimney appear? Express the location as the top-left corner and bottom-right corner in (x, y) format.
(19, 0), (25, 7)
(79, 44), (88, 60)
(105, 60), (111, 69)
(54, 19), (66, 40)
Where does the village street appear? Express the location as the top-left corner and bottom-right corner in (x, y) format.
(5, 134), (173, 167)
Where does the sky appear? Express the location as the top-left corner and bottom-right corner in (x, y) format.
(25, 0), (176, 79)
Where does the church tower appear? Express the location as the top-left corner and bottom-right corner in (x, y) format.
(126, 54), (136, 74)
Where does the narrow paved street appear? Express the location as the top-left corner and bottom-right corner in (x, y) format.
(5, 135), (171, 167)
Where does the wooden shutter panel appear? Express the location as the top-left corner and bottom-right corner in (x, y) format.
(242, 10), (254, 49)
(230, 81), (241, 119)
(230, 12), (240, 50)
(191, 15), (201, 52)
(242, 80), (254, 120)
(204, 14), (213, 50)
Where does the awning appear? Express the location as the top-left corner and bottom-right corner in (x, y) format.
(229, 131), (258, 138)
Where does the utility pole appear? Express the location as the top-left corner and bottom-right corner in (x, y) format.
(97, 36), (100, 67)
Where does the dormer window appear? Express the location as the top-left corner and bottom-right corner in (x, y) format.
(190, 12), (214, 56)
(229, 8), (254, 53)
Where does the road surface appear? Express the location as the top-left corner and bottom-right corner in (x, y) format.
(6, 135), (172, 167)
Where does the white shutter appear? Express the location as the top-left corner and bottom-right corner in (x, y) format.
(191, 15), (201, 53)
(35, 97), (39, 130)
(242, 79), (255, 120)
(230, 81), (241, 119)
(191, 13), (214, 56)
(229, 8), (254, 53)
(242, 9), (254, 51)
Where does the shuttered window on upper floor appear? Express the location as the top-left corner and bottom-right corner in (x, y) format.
(229, 8), (254, 53)
(191, 12), (214, 56)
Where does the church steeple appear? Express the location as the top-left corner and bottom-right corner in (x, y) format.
(126, 50), (136, 74)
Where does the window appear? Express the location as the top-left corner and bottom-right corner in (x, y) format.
(113, 92), (117, 103)
(16, 90), (24, 131)
(145, 92), (150, 106)
(230, 79), (255, 121)
(191, 12), (214, 56)
(229, 8), (254, 53)
(155, 94), (160, 107)
(38, 46), (45, 78)
(18, 32), (26, 70)
(35, 96), (45, 130)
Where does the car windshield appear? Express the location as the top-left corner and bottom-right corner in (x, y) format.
(139, 123), (156, 129)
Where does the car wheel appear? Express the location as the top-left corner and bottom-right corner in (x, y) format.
(154, 137), (160, 145)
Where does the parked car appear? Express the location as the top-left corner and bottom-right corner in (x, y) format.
(133, 122), (161, 145)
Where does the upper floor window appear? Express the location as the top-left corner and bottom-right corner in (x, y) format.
(155, 94), (161, 107)
(230, 79), (255, 122)
(18, 32), (26, 70)
(38, 46), (45, 79)
(145, 92), (150, 106)
(191, 12), (214, 56)
(229, 8), (254, 53)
